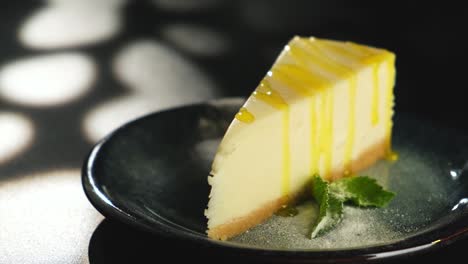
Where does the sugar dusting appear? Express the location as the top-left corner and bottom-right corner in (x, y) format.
(232, 201), (404, 250)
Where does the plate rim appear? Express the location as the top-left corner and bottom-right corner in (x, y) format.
(81, 98), (468, 262)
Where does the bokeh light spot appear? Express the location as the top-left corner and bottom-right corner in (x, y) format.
(0, 53), (96, 107)
(113, 40), (216, 95)
(0, 112), (34, 164)
(83, 94), (214, 143)
(19, 4), (122, 49)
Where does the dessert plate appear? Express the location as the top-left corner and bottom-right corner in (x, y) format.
(82, 98), (468, 262)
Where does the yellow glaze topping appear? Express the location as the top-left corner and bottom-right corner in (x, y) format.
(385, 54), (397, 159)
(235, 107), (255, 124)
(269, 64), (328, 175)
(315, 40), (383, 128)
(371, 64), (380, 125)
(244, 37), (395, 189)
(302, 38), (358, 176)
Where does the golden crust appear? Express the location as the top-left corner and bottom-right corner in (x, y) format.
(207, 195), (291, 240)
(207, 138), (388, 240)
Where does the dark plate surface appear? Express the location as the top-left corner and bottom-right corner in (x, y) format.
(82, 98), (468, 263)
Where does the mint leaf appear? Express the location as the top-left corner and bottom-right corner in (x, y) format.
(310, 175), (343, 238)
(309, 175), (395, 239)
(331, 176), (395, 207)
(311, 175), (328, 204)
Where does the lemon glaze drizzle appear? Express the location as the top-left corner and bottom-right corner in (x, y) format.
(253, 80), (291, 195)
(344, 78), (357, 175)
(287, 41), (335, 178)
(357, 50), (398, 160)
(308, 40), (400, 168)
(384, 55), (398, 161)
(270, 64), (328, 175)
(334, 43), (399, 161)
(318, 41), (382, 128)
(371, 64), (380, 125)
(284, 45), (325, 177)
(323, 90), (334, 177)
(347, 43), (383, 127)
(235, 107), (255, 123)
(242, 38), (396, 195)
(301, 39), (358, 177)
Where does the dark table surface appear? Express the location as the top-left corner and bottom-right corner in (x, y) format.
(1, 1), (468, 263)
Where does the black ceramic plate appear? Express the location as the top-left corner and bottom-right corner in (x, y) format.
(82, 98), (468, 262)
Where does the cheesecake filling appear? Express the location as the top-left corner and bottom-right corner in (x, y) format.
(206, 36), (396, 239)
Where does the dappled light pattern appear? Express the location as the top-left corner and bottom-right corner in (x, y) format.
(0, 53), (96, 106)
(80, 40), (219, 142)
(0, 169), (103, 264)
(83, 95), (171, 142)
(0, 112), (34, 164)
(1, 0), (467, 263)
(19, 4), (122, 49)
(113, 40), (216, 95)
(83, 93), (217, 143)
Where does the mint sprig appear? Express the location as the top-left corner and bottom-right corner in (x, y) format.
(310, 175), (395, 238)
(331, 176), (395, 207)
(311, 176), (343, 238)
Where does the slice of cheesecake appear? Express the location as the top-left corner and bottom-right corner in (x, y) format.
(205, 36), (396, 240)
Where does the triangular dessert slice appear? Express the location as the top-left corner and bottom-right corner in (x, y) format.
(205, 36), (396, 240)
